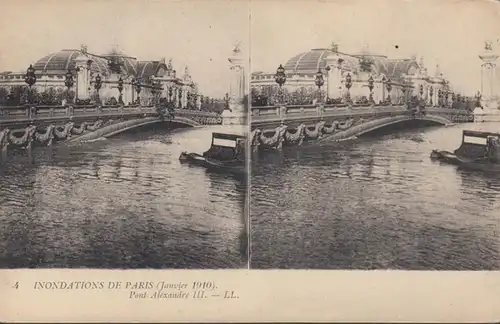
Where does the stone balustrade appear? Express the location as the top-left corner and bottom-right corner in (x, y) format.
(0, 104), (223, 163)
(250, 103), (474, 151)
(252, 103), (472, 129)
(0, 104), (156, 122)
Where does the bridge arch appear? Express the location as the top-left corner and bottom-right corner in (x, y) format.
(319, 113), (452, 142)
(354, 114), (452, 137)
(103, 116), (201, 138)
(70, 116), (201, 142)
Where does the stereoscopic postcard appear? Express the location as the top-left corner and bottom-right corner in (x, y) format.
(0, 0), (499, 322)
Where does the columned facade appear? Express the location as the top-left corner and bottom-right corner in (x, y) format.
(251, 47), (454, 107)
(0, 48), (200, 108)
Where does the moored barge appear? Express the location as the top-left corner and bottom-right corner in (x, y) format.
(179, 132), (246, 175)
(431, 130), (500, 172)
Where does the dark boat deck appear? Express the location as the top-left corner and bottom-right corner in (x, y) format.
(179, 132), (246, 175)
(432, 130), (500, 172)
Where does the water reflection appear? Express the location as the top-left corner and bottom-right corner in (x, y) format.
(251, 122), (500, 269)
(0, 125), (247, 269)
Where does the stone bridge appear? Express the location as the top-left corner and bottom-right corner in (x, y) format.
(0, 104), (222, 160)
(250, 103), (474, 151)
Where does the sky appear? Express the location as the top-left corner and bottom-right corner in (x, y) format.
(1, 0), (498, 97)
(250, 0), (500, 96)
(0, 0), (250, 98)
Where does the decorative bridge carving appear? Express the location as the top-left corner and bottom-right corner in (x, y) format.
(0, 104), (222, 161)
(250, 104), (474, 151)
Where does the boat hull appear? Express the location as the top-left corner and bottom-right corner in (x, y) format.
(204, 158), (245, 175)
(430, 150), (460, 165)
(179, 151), (245, 175)
(179, 152), (207, 166)
(456, 156), (500, 172)
(430, 150), (500, 172)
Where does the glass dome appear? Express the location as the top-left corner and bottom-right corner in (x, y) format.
(33, 49), (112, 75)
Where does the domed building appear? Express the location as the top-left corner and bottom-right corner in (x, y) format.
(0, 47), (200, 109)
(251, 47), (453, 106)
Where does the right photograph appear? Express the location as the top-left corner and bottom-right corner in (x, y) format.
(249, 0), (500, 270)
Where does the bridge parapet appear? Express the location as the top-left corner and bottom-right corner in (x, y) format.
(0, 104), (157, 129)
(175, 109), (223, 125)
(0, 104), (222, 162)
(250, 104), (473, 151)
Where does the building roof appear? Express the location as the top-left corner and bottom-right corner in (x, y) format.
(33, 49), (112, 75)
(136, 61), (168, 80)
(284, 48), (331, 73)
(281, 48), (419, 81)
(31, 49), (172, 80)
(371, 59), (419, 81)
(100, 50), (138, 76)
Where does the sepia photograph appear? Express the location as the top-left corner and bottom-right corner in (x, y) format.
(2, 0), (500, 322)
(250, 0), (500, 270)
(0, 0), (249, 269)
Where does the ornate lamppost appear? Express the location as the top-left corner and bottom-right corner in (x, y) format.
(168, 86), (173, 102)
(401, 83), (407, 104)
(274, 64), (286, 105)
(368, 75), (374, 103)
(134, 78), (142, 104)
(475, 91), (482, 108)
(186, 91), (192, 109)
(24, 64), (37, 104)
(385, 78), (392, 104)
(64, 69), (74, 102)
(224, 92), (230, 111)
(325, 65), (331, 102)
(438, 89), (443, 107)
(444, 89), (449, 108)
(429, 86), (434, 106)
(314, 68), (325, 103)
(419, 84), (424, 99)
(345, 73), (352, 104)
(178, 88), (183, 108)
(117, 77), (124, 104)
(94, 74), (102, 103)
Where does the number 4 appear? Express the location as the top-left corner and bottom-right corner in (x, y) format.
(12, 282), (18, 289)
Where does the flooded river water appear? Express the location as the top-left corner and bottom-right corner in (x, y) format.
(0, 124), (247, 269)
(251, 121), (500, 269)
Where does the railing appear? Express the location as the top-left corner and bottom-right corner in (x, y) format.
(0, 104), (154, 121)
(251, 103), (472, 128)
(0, 104), (221, 123)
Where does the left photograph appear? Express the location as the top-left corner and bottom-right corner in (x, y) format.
(0, 0), (249, 269)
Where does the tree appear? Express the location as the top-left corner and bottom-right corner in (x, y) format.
(359, 56), (374, 73)
(55, 88), (65, 104)
(0, 87), (8, 105)
(67, 90), (75, 102)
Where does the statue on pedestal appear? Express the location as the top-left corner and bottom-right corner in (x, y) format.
(222, 43), (246, 125)
(478, 40), (499, 117)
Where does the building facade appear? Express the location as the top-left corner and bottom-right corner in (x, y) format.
(0, 47), (201, 109)
(251, 47), (455, 107)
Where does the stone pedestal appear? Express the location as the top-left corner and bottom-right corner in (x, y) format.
(223, 46), (246, 125)
(478, 44), (499, 121)
(480, 52), (498, 100)
(75, 54), (91, 101)
(221, 109), (246, 125)
(325, 54), (343, 99)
